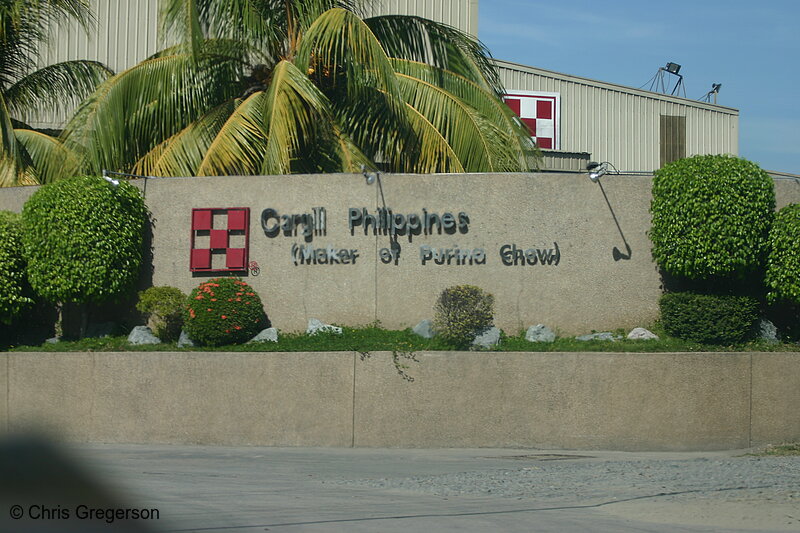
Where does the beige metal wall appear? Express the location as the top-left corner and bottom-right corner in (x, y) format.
(540, 150), (591, 172)
(27, 0), (161, 128)
(496, 60), (740, 173)
(362, 0), (478, 35)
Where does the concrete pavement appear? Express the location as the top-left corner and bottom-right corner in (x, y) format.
(24, 444), (791, 533)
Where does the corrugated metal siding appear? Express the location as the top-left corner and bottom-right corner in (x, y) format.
(27, 0), (160, 128)
(362, 0), (478, 35)
(540, 150), (590, 172)
(496, 60), (739, 173)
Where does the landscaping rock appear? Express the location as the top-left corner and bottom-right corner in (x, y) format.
(412, 319), (436, 339)
(128, 326), (161, 345)
(307, 318), (342, 336)
(472, 326), (501, 349)
(627, 327), (659, 341)
(177, 330), (195, 348)
(575, 332), (621, 342)
(249, 327), (279, 343)
(752, 318), (779, 344)
(45, 337), (60, 344)
(525, 324), (556, 343)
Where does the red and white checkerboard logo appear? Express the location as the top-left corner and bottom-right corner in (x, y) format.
(190, 208), (250, 272)
(504, 91), (560, 150)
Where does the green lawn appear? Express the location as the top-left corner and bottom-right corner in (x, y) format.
(6, 323), (799, 353)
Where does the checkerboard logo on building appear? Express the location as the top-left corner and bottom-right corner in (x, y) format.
(503, 91), (560, 150)
(190, 208), (250, 272)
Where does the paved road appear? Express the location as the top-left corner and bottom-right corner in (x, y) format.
(4, 442), (799, 532)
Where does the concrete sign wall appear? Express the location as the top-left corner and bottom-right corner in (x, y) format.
(146, 172), (663, 334)
(3, 172), (800, 334)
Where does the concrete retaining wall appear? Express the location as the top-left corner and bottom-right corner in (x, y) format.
(2, 351), (798, 451)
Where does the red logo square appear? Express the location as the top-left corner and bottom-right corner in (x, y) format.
(190, 208), (250, 273)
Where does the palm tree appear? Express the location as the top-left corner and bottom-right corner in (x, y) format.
(0, 0), (112, 186)
(60, 0), (538, 179)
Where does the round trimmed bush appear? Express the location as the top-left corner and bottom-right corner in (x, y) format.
(659, 291), (759, 344)
(136, 286), (187, 342)
(0, 211), (34, 324)
(183, 278), (269, 346)
(765, 203), (800, 305)
(21, 175), (147, 304)
(650, 155), (774, 280)
(433, 284), (494, 347)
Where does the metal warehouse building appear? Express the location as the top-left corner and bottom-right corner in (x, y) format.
(35, 0), (737, 173)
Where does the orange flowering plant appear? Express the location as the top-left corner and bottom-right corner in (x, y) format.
(183, 278), (269, 346)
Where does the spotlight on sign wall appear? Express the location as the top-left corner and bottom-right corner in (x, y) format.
(586, 161), (608, 183)
(360, 164), (379, 185)
(101, 169), (119, 187)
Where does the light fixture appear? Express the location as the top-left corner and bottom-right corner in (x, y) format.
(587, 161), (621, 183)
(665, 62), (681, 75)
(360, 164), (379, 185)
(587, 161), (608, 182)
(699, 83), (723, 104)
(101, 170), (119, 187)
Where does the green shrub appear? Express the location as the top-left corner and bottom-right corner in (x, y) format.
(183, 278), (269, 346)
(21, 175), (147, 304)
(136, 286), (187, 341)
(433, 285), (494, 347)
(659, 292), (759, 344)
(0, 211), (34, 324)
(765, 203), (800, 305)
(650, 155), (774, 280)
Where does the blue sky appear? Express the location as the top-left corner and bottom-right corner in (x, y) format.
(478, 0), (799, 173)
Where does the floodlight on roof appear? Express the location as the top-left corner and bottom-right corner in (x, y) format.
(645, 62), (686, 97)
(699, 83), (723, 103)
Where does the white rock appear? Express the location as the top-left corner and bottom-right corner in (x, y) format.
(128, 326), (161, 345)
(307, 318), (342, 336)
(752, 319), (779, 344)
(472, 326), (501, 349)
(177, 330), (195, 348)
(525, 324), (556, 343)
(412, 320), (436, 339)
(627, 327), (659, 340)
(249, 328), (279, 343)
(575, 332), (621, 342)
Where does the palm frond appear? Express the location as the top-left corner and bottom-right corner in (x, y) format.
(364, 14), (503, 95)
(0, 0), (96, 90)
(14, 129), (80, 183)
(5, 60), (113, 120)
(62, 51), (244, 174)
(396, 74), (500, 172)
(0, 91), (23, 186)
(296, 7), (404, 110)
(400, 101), (465, 173)
(196, 60), (369, 176)
(391, 59), (540, 170)
(196, 91), (270, 175)
(159, 0), (204, 58)
(134, 99), (238, 177)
